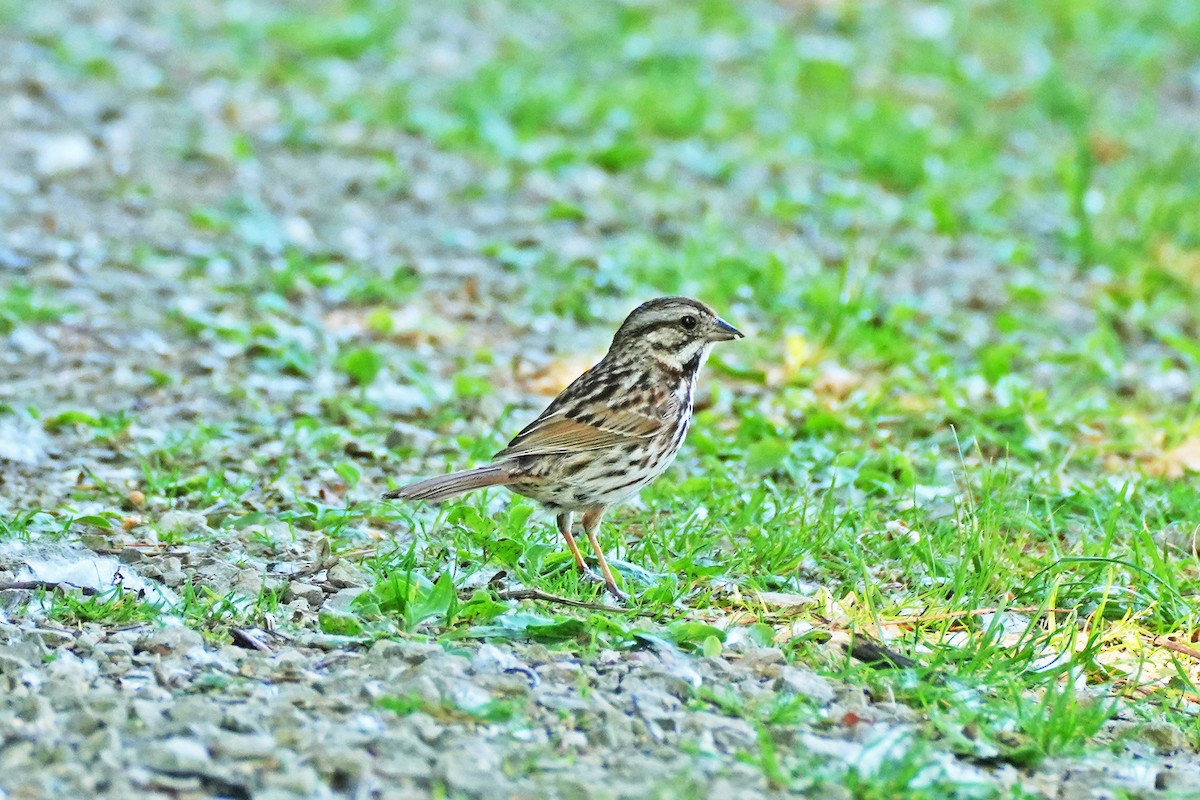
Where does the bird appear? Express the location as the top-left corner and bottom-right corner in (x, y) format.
(384, 296), (743, 600)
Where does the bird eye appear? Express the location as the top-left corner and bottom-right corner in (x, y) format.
(680, 315), (698, 330)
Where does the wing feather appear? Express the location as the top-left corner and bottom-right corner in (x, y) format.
(494, 403), (669, 460)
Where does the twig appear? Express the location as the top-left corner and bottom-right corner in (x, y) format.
(492, 587), (629, 612)
(882, 606), (1075, 625)
(844, 634), (917, 670)
(230, 628), (272, 652)
(0, 580), (98, 596)
(288, 558), (339, 580)
(194, 499), (230, 517)
(1144, 635), (1200, 662)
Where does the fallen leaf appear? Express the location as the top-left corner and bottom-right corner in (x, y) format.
(1143, 435), (1200, 479)
(813, 361), (860, 398)
(519, 354), (599, 396)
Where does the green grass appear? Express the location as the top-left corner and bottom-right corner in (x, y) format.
(6, 0), (1200, 793)
(43, 588), (162, 626)
(0, 284), (66, 333)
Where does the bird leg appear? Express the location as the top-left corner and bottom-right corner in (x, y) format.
(556, 512), (602, 584)
(581, 507), (627, 601)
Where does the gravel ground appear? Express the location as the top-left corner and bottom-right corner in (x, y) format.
(3, 2), (1200, 798)
(1, 611), (1198, 799)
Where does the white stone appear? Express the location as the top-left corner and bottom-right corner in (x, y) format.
(34, 133), (97, 177)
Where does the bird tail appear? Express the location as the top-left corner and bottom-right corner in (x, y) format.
(383, 465), (514, 503)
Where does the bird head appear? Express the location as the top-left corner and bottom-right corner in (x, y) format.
(609, 296), (743, 370)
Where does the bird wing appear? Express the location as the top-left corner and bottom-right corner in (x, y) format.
(494, 400), (672, 460)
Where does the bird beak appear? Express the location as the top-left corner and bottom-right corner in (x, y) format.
(710, 317), (744, 342)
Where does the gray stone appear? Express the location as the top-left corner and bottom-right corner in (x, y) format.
(327, 561), (371, 588)
(324, 587), (367, 613)
(534, 686), (591, 713)
(231, 567), (264, 597)
(118, 547), (144, 563)
(158, 557), (187, 587)
(436, 742), (504, 797)
(471, 643), (521, 674)
(136, 625), (204, 655)
(1141, 720), (1187, 753)
(779, 666), (836, 704)
(737, 646), (786, 679)
(446, 681), (492, 712)
(28, 627), (75, 648)
(34, 133), (97, 177)
(0, 416), (49, 465)
(261, 763), (322, 795)
(254, 790), (319, 800)
(143, 737), (212, 773)
(157, 511), (208, 535)
(212, 732), (277, 760)
(284, 581), (325, 607)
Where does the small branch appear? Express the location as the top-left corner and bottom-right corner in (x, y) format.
(1144, 635), (1200, 662)
(194, 499), (230, 517)
(492, 587), (629, 612)
(230, 628), (272, 652)
(843, 634), (917, 670)
(0, 580), (98, 596)
(288, 558), (339, 580)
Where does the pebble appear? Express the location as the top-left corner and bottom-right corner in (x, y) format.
(136, 625), (204, 656)
(261, 763), (322, 795)
(158, 556), (187, 587)
(436, 742), (503, 797)
(780, 666), (836, 704)
(117, 547), (144, 563)
(0, 417), (48, 465)
(212, 732), (277, 760)
(231, 567), (264, 597)
(326, 561), (370, 588)
(34, 133), (97, 177)
(1141, 720), (1187, 753)
(285, 581), (325, 607)
(143, 737), (212, 773)
(323, 587), (367, 613)
(27, 627), (74, 649)
(157, 511), (207, 535)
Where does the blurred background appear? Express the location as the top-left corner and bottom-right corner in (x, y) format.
(3, 0), (1199, 521)
(5, 0), (1199, 396)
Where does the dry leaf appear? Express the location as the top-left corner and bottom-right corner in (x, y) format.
(813, 361), (860, 398)
(1088, 132), (1128, 164)
(1143, 435), (1200, 479)
(520, 354), (599, 396)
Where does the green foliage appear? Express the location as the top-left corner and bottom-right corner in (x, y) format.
(339, 346), (385, 386)
(0, 285), (65, 332)
(353, 570), (459, 631)
(377, 692), (520, 724)
(44, 589), (161, 626)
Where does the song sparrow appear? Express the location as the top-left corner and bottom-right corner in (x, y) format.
(384, 296), (743, 599)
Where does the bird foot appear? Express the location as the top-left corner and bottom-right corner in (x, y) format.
(576, 566), (605, 585)
(604, 581), (629, 602)
(575, 566), (627, 601)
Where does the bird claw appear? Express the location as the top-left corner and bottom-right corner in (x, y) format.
(577, 566), (605, 585)
(575, 565), (627, 601)
(604, 582), (629, 602)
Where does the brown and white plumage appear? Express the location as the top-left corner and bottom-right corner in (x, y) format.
(384, 296), (743, 599)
